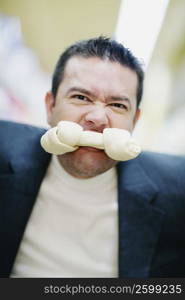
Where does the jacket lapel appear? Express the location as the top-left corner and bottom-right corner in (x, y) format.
(117, 158), (165, 278)
(0, 151), (51, 277)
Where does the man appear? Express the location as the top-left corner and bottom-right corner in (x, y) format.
(0, 37), (185, 278)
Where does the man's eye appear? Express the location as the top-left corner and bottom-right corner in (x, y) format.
(110, 103), (128, 110)
(73, 95), (88, 101)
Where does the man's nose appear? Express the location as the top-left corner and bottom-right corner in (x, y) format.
(84, 105), (109, 128)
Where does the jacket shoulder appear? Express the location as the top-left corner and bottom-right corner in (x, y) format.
(137, 151), (185, 192)
(0, 119), (47, 138)
(118, 150), (185, 193)
(0, 120), (47, 152)
(138, 151), (185, 171)
(0, 120), (50, 171)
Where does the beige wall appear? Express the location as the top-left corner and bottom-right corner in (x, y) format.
(0, 0), (121, 72)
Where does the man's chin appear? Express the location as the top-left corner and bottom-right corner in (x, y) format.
(58, 147), (117, 178)
(74, 146), (111, 165)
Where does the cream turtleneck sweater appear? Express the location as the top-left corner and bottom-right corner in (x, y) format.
(11, 155), (118, 277)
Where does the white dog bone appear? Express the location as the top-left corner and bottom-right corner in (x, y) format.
(40, 121), (141, 161)
(127, 138), (142, 156)
(40, 126), (78, 155)
(103, 128), (141, 161)
(57, 121), (83, 146)
(79, 131), (104, 149)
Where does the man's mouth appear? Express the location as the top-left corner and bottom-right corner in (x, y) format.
(79, 146), (104, 152)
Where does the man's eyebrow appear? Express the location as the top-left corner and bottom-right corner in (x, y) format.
(110, 96), (131, 107)
(111, 96), (130, 102)
(66, 87), (94, 97)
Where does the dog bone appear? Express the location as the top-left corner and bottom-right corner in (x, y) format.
(40, 121), (141, 161)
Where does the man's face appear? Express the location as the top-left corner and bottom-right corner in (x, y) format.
(45, 56), (140, 178)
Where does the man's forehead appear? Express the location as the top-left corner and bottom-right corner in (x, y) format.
(61, 56), (138, 97)
(65, 55), (122, 71)
(64, 56), (137, 83)
(64, 55), (104, 75)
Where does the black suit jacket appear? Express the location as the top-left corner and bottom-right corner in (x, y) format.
(0, 120), (185, 278)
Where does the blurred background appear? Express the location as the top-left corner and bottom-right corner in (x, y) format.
(0, 0), (185, 154)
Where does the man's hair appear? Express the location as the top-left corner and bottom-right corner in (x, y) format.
(51, 36), (144, 107)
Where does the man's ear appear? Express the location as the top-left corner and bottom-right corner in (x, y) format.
(133, 108), (141, 126)
(45, 92), (55, 125)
